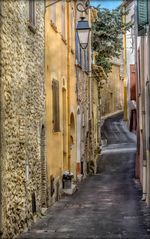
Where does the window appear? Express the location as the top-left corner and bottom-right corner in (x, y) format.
(61, 1), (65, 38)
(79, 47), (82, 66)
(75, 32), (79, 62)
(29, 0), (36, 27)
(137, 0), (148, 36)
(87, 47), (89, 72)
(84, 50), (87, 71)
(50, 0), (56, 24)
(70, 1), (74, 49)
(52, 80), (60, 132)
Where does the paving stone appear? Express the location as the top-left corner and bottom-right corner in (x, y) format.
(19, 115), (150, 239)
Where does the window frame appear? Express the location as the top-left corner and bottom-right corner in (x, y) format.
(29, 0), (36, 28)
(52, 79), (60, 132)
(50, 0), (56, 25)
(61, 0), (66, 39)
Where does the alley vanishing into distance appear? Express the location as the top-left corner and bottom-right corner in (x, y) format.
(20, 114), (150, 239)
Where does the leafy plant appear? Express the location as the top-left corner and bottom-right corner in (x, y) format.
(92, 5), (132, 74)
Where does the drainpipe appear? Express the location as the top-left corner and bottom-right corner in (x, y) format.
(0, 1), (2, 235)
(141, 36), (147, 201)
(122, 5), (128, 122)
(146, 0), (150, 204)
(67, 1), (71, 171)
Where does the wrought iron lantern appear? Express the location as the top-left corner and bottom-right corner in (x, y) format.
(76, 17), (91, 49)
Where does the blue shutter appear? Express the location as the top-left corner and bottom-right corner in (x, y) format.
(137, 0), (148, 36)
(84, 50), (87, 71)
(87, 48), (89, 72)
(75, 32), (79, 63)
(80, 47), (82, 66)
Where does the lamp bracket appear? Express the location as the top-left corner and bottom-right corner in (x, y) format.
(76, 0), (90, 13)
(46, 0), (62, 8)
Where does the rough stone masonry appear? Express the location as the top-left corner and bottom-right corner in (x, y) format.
(0, 1), (45, 238)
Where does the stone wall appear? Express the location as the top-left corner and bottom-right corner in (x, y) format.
(0, 1), (45, 238)
(101, 64), (123, 117)
(76, 67), (89, 176)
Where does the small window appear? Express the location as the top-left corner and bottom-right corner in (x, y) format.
(52, 80), (60, 132)
(76, 32), (79, 62)
(50, 175), (55, 197)
(29, 0), (36, 27)
(87, 48), (89, 72)
(84, 50), (87, 71)
(70, 2), (73, 49)
(61, 1), (65, 38)
(79, 47), (82, 67)
(50, 0), (56, 24)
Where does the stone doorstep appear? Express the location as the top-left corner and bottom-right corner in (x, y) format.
(41, 207), (47, 215)
(101, 139), (107, 147)
(62, 183), (77, 195)
(77, 174), (83, 182)
(101, 110), (123, 121)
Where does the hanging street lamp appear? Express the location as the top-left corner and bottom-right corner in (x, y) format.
(76, 17), (91, 49)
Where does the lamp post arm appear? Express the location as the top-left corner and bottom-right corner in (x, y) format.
(46, 0), (62, 8)
(76, 0), (90, 13)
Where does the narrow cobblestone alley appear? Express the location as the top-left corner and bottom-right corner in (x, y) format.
(20, 114), (150, 239)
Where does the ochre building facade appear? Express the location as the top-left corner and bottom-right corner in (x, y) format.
(45, 0), (77, 204)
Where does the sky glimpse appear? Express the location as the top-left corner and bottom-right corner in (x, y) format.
(91, 0), (122, 10)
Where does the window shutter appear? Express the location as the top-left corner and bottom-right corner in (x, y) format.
(80, 47), (82, 66)
(87, 48), (89, 72)
(76, 32), (79, 63)
(29, 0), (35, 26)
(50, 0), (56, 24)
(137, 0), (148, 36)
(52, 80), (60, 132)
(61, 1), (65, 38)
(84, 49), (87, 71)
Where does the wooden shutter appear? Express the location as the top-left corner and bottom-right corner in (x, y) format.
(87, 47), (89, 72)
(50, 0), (56, 24)
(52, 80), (60, 132)
(79, 47), (82, 66)
(130, 64), (136, 100)
(137, 0), (148, 36)
(29, 0), (35, 26)
(84, 49), (87, 71)
(76, 32), (79, 62)
(61, 1), (65, 38)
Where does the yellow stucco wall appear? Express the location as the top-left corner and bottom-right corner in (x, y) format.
(108, 64), (124, 112)
(45, 0), (77, 185)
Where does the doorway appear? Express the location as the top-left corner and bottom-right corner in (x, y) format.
(70, 113), (75, 169)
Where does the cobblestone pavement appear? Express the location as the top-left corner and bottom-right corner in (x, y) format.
(20, 114), (150, 239)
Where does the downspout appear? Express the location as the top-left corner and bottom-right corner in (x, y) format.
(122, 5), (128, 122)
(134, 0), (140, 180)
(67, 1), (71, 171)
(141, 36), (147, 201)
(0, 0), (2, 236)
(147, 0), (150, 204)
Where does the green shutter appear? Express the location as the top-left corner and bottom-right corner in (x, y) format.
(137, 0), (148, 36)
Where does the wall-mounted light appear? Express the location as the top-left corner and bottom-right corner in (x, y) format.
(76, 17), (91, 49)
